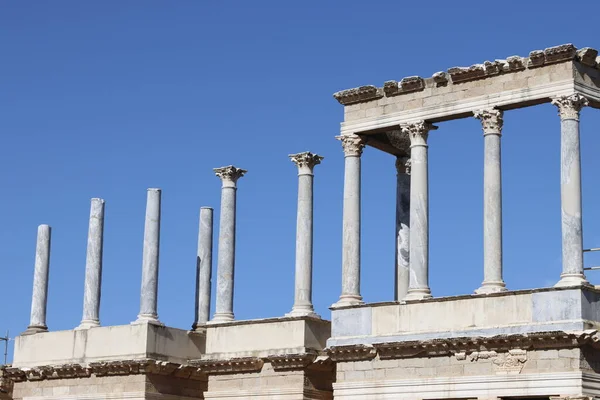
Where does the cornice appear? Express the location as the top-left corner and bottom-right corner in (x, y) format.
(190, 357), (263, 375)
(328, 344), (377, 362)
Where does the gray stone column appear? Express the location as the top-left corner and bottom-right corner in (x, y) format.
(211, 166), (246, 323)
(333, 134), (365, 308)
(474, 109), (507, 294)
(193, 207), (213, 329)
(287, 152), (323, 317)
(77, 198), (106, 329)
(403, 121), (436, 301)
(24, 224), (52, 335)
(135, 188), (162, 325)
(552, 94), (590, 287)
(395, 157), (411, 301)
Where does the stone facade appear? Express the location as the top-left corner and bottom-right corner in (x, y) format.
(3, 43), (600, 399)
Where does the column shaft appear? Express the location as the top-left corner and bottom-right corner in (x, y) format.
(135, 188), (162, 324)
(552, 94), (589, 287)
(25, 225), (51, 334)
(194, 207), (213, 328)
(474, 109), (507, 294)
(212, 166), (246, 323)
(78, 198), (105, 329)
(333, 135), (365, 307)
(395, 157), (410, 301)
(288, 152), (323, 317)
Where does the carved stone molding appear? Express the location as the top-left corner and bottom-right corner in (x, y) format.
(214, 165), (247, 185)
(545, 43), (577, 64)
(577, 47), (598, 67)
(474, 109), (504, 135)
(328, 344), (376, 362)
(333, 85), (383, 105)
(336, 134), (366, 157)
(493, 349), (527, 374)
(289, 152), (324, 175)
(191, 357), (263, 375)
(401, 121), (437, 147)
(267, 353), (317, 371)
(432, 71), (448, 86)
(551, 94), (589, 121)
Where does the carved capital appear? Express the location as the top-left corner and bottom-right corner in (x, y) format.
(336, 134), (366, 157)
(474, 109), (504, 135)
(401, 121), (437, 147)
(214, 165), (247, 188)
(551, 94), (589, 120)
(395, 157), (411, 175)
(289, 152), (324, 175)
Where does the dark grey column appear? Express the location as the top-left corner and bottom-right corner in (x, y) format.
(24, 224), (52, 335)
(332, 134), (365, 308)
(77, 198), (105, 329)
(211, 166), (246, 323)
(193, 207), (213, 329)
(395, 157), (411, 301)
(287, 152), (323, 317)
(134, 188), (162, 325)
(403, 121), (436, 301)
(552, 94), (590, 287)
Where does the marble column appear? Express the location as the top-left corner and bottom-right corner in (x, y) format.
(211, 166), (246, 323)
(24, 224), (52, 335)
(287, 152), (323, 317)
(135, 188), (162, 325)
(77, 198), (106, 329)
(552, 94), (590, 287)
(403, 121), (436, 301)
(395, 157), (411, 301)
(333, 134), (365, 307)
(193, 207), (213, 329)
(474, 109), (507, 294)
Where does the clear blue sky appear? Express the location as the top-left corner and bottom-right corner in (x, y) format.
(1, 1), (600, 360)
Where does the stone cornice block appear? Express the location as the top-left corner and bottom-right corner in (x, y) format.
(577, 47), (598, 67)
(267, 352), (317, 371)
(192, 357), (263, 374)
(333, 85), (383, 105)
(328, 344), (376, 362)
(544, 43), (577, 64)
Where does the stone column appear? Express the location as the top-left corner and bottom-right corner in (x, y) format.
(395, 157), (411, 301)
(135, 188), (162, 325)
(474, 109), (507, 294)
(403, 121), (436, 300)
(24, 225), (52, 334)
(193, 207), (213, 329)
(211, 166), (246, 323)
(552, 94), (590, 287)
(287, 152), (323, 317)
(77, 198), (106, 329)
(333, 134), (365, 307)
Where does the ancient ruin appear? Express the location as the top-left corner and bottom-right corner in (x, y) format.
(2, 43), (600, 399)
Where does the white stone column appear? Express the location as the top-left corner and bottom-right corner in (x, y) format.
(77, 198), (105, 329)
(403, 121), (436, 301)
(193, 207), (213, 329)
(287, 152), (323, 317)
(134, 188), (162, 325)
(395, 157), (411, 301)
(333, 134), (365, 307)
(552, 94), (590, 287)
(24, 224), (52, 335)
(474, 109), (507, 294)
(211, 166), (246, 323)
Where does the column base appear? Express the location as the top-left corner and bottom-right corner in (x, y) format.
(555, 273), (591, 288)
(21, 325), (48, 335)
(209, 312), (235, 324)
(132, 314), (163, 326)
(474, 281), (508, 294)
(285, 306), (321, 319)
(331, 294), (364, 308)
(403, 288), (432, 301)
(75, 319), (100, 330)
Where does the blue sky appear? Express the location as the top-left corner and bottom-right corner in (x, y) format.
(1, 1), (600, 360)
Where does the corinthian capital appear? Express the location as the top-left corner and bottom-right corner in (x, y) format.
(289, 152), (324, 175)
(401, 121), (437, 147)
(474, 109), (504, 135)
(214, 165), (247, 188)
(336, 134), (366, 157)
(551, 94), (589, 121)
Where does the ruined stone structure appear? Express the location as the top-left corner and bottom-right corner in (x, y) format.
(3, 43), (600, 400)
